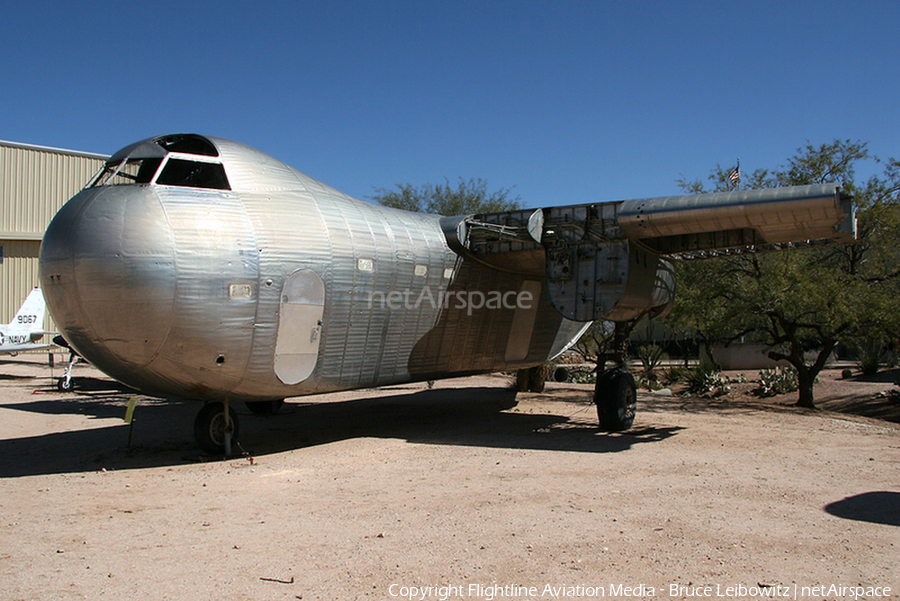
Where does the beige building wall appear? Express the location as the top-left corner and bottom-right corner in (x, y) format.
(1, 140), (107, 325)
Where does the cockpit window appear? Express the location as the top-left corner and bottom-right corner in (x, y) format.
(155, 158), (231, 190)
(90, 157), (163, 187)
(155, 134), (219, 157)
(88, 134), (230, 191)
(89, 156), (230, 190)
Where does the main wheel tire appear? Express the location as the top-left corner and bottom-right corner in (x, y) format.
(194, 402), (239, 455)
(57, 377), (73, 392)
(595, 367), (637, 431)
(527, 365), (547, 393)
(245, 399), (285, 415)
(516, 366), (548, 393)
(516, 369), (530, 392)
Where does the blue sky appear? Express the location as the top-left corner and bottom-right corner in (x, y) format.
(3, 0), (897, 208)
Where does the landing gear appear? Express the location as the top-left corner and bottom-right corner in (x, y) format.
(595, 367), (636, 431)
(193, 402), (239, 455)
(53, 336), (80, 393)
(56, 354), (80, 392)
(516, 364), (548, 392)
(57, 374), (74, 391)
(593, 320), (637, 432)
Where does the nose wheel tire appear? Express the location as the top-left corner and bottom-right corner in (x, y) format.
(194, 402), (239, 455)
(595, 367), (637, 431)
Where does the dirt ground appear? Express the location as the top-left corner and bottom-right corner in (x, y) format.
(1, 355), (897, 601)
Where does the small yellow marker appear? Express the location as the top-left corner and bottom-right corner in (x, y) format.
(124, 396), (138, 424)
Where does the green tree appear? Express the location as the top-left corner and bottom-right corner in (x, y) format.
(669, 140), (900, 408)
(370, 177), (521, 215)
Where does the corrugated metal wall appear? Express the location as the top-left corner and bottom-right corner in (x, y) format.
(1, 140), (107, 324)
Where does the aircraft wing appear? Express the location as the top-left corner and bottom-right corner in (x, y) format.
(0, 342), (52, 354)
(444, 184), (854, 261)
(441, 184), (855, 321)
(0, 329), (57, 354)
(616, 184), (855, 255)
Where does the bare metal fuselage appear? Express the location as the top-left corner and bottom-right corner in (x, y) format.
(39, 137), (588, 401)
(40, 135), (855, 405)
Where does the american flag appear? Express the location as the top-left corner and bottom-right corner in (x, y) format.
(729, 160), (741, 186)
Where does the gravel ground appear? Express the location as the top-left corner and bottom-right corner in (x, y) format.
(1, 355), (897, 601)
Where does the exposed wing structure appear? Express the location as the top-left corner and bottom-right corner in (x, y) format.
(442, 184), (855, 322)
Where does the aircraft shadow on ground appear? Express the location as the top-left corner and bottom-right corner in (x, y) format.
(824, 491), (900, 527)
(0, 385), (682, 478)
(0, 373), (36, 381)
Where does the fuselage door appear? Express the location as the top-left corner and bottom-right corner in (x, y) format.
(274, 269), (325, 385)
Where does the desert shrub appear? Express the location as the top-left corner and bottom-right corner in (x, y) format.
(568, 367), (597, 384)
(684, 362), (730, 397)
(755, 366), (799, 397)
(663, 365), (690, 385)
(855, 342), (884, 375)
(635, 373), (664, 391)
(635, 343), (668, 377)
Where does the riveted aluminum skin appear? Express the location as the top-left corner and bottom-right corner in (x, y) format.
(40, 181), (259, 398)
(40, 135), (857, 404)
(40, 136), (585, 401)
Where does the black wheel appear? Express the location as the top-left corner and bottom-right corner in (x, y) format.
(595, 367), (636, 431)
(528, 365), (547, 392)
(516, 369), (530, 392)
(245, 399), (285, 415)
(193, 402), (239, 455)
(57, 377), (73, 392)
(516, 365), (548, 392)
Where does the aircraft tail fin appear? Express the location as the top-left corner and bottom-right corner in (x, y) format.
(7, 288), (47, 334)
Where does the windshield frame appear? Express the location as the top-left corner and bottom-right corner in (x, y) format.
(153, 153), (231, 190)
(87, 152), (230, 191)
(88, 156), (164, 187)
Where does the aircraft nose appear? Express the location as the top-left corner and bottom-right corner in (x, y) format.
(40, 186), (176, 375)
